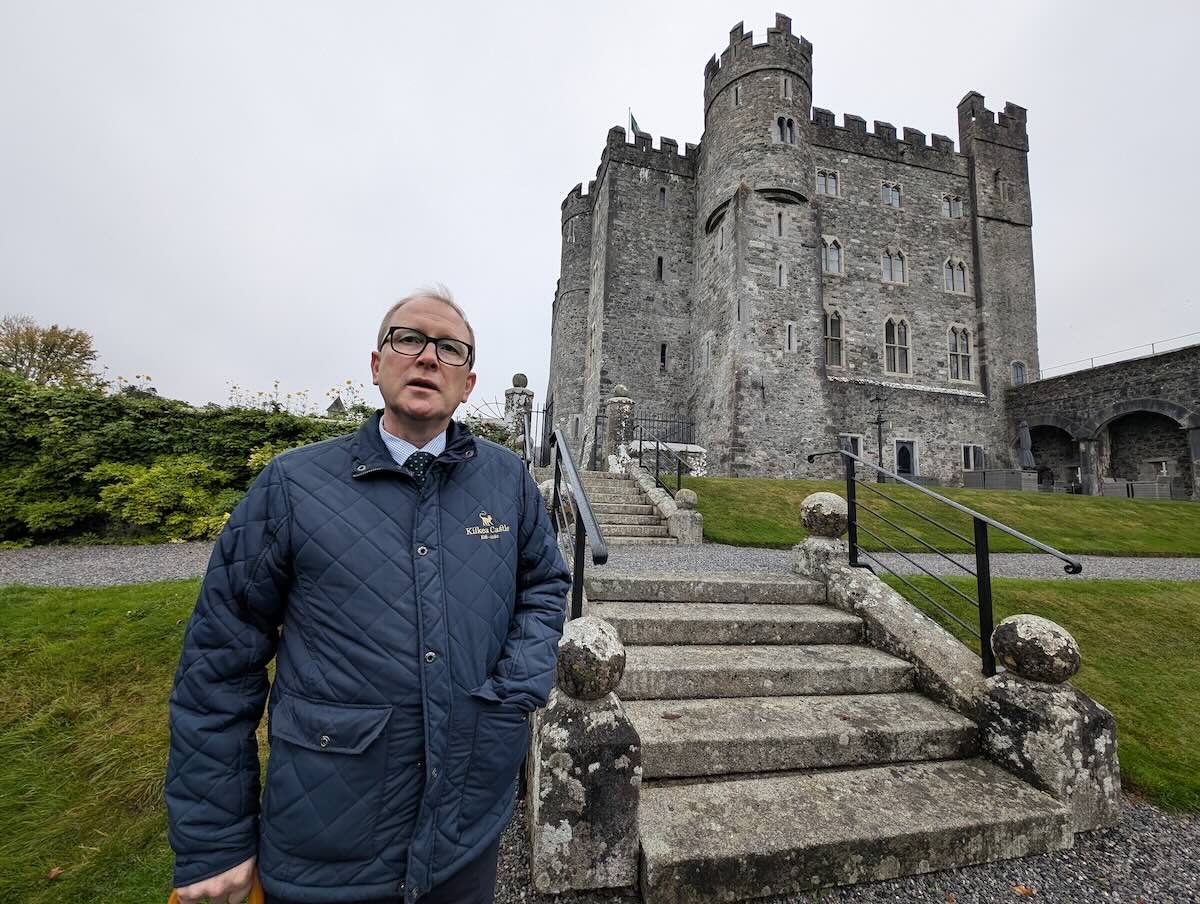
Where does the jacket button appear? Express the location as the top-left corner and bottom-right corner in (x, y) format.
(424, 651), (437, 664)
(319, 735), (331, 748)
(417, 545), (428, 556)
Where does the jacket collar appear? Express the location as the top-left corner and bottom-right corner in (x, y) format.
(350, 412), (477, 479)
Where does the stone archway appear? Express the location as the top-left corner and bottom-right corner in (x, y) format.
(1029, 424), (1079, 489)
(1077, 398), (1200, 500)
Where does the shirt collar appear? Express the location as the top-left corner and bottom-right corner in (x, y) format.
(377, 420), (447, 468)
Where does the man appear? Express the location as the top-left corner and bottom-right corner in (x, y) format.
(166, 289), (569, 904)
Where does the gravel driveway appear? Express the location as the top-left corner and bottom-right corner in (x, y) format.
(3, 540), (1200, 587)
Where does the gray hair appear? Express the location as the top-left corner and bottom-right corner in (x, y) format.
(376, 284), (476, 357)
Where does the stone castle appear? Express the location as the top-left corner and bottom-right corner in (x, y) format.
(545, 13), (1039, 481)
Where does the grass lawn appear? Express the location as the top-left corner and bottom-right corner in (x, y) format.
(1, 578), (1197, 899)
(683, 476), (1200, 556)
(883, 576), (1200, 812)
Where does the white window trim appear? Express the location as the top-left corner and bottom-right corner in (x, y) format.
(839, 433), (865, 457)
(961, 443), (986, 471)
(894, 439), (919, 477)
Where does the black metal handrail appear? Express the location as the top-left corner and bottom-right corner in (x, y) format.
(807, 448), (1083, 676)
(550, 429), (608, 620)
(520, 411), (534, 467)
(634, 425), (692, 497)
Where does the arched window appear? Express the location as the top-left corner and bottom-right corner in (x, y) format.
(786, 118), (796, 144)
(948, 327), (972, 381)
(996, 171), (1011, 202)
(941, 195), (963, 218)
(943, 259), (968, 293)
(655, 256), (664, 282)
(882, 249), (906, 284)
(821, 237), (842, 274)
(776, 262), (785, 288)
(824, 310), (844, 366)
(776, 212), (784, 237)
(1011, 361), (1027, 385)
(817, 169), (839, 196)
(881, 182), (901, 208)
(777, 117), (787, 143)
(885, 318), (910, 374)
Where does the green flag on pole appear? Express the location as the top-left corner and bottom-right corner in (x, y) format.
(629, 109), (640, 134)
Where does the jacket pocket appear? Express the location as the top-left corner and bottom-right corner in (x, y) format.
(458, 697), (529, 834)
(262, 692), (392, 862)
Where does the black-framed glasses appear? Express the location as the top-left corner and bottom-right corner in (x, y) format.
(380, 326), (473, 367)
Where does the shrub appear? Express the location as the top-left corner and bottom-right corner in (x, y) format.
(88, 455), (237, 541)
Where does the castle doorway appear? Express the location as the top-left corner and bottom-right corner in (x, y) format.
(895, 440), (916, 477)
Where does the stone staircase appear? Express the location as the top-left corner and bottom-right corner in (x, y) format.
(536, 468), (676, 546)
(585, 572), (1074, 904)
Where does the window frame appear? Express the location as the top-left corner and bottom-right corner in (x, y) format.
(884, 317), (911, 375)
(941, 194), (963, 219)
(961, 443), (986, 471)
(881, 248), (907, 285)
(816, 168), (840, 197)
(824, 308), (845, 368)
(894, 439), (919, 477)
(1011, 361), (1028, 385)
(839, 433), (864, 457)
(821, 236), (843, 275)
(947, 325), (973, 383)
(881, 181), (901, 208)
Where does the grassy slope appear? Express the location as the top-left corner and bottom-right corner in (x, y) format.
(0, 581), (198, 904)
(884, 576), (1200, 812)
(2, 578), (1197, 900)
(683, 476), (1200, 556)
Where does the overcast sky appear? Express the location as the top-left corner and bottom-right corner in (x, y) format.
(1, 1), (1196, 415)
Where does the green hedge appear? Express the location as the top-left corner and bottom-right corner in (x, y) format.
(0, 372), (357, 543)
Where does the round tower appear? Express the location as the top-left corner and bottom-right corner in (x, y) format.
(546, 182), (593, 440)
(697, 14), (813, 221)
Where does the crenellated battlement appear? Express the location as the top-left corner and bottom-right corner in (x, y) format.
(810, 107), (966, 175)
(561, 180), (597, 221)
(957, 92), (1029, 151)
(703, 14), (813, 114)
(600, 126), (697, 178)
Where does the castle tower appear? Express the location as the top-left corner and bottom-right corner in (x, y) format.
(546, 182), (594, 445)
(958, 93), (1040, 395)
(692, 15), (829, 474)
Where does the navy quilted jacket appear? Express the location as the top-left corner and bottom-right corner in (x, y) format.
(165, 415), (568, 902)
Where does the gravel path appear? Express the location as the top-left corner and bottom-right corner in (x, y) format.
(3, 541), (1200, 587)
(496, 794), (1200, 904)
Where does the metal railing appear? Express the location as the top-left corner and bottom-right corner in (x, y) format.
(549, 429), (608, 620)
(634, 425), (692, 497)
(807, 448), (1082, 676)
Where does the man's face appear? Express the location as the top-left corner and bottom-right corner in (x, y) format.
(371, 297), (477, 431)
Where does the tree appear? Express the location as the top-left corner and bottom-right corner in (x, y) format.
(0, 314), (101, 387)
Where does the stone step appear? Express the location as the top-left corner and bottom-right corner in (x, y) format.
(588, 491), (650, 505)
(601, 537), (679, 547)
(594, 513), (665, 526)
(638, 758), (1072, 904)
(626, 693), (978, 779)
(587, 573), (825, 605)
(590, 502), (657, 516)
(617, 645), (913, 700)
(534, 468), (632, 483)
(600, 524), (672, 538)
(592, 602), (861, 646)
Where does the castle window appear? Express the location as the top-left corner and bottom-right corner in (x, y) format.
(787, 119), (796, 144)
(839, 433), (864, 457)
(660, 343), (667, 371)
(734, 84), (742, 106)
(943, 259), (969, 293)
(573, 415), (580, 439)
(777, 212), (784, 237)
(942, 195), (963, 218)
(785, 320), (797, 353)
(655, 256), (664, 282)
(565, 219), (576, 244)
(948, 326), (972, 381)
(719, 225), (724, 251)
(782, 75), (793, 99)
(881, 249), (906, 284)
(776, 262), (786, 288)
(1011, 361), (1027, 385)
(658, 186), (667, 209)
(962, 444), (986, 471)
(816, 169), (839, 196)
(881, 182), (901, 208)
(996, 171), (1011, 202)
(821, 237), (842, 275)
(885, 318), (910, 374)
(824, 310), (844, 367)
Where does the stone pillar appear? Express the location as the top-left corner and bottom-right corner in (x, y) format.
(1188, 427), (1200, 500)
(529, 617), (642, 893)
(982, 615), (1121, 831)
(602, 384), (635, 465)
(667, 488), (703, 545)
(1078, 439), (1101, 496)
(791, 492), (849, 582)
(504, 373), (535, 452)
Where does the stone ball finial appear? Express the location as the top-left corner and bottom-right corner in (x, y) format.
(556, 616), (625, 700)
(512, 373), (528, 388)
(991, 614), (1081, 683)
(612, 384), (629, 398)
(801, 492), (848, 538)
(675, 488), (698, 511)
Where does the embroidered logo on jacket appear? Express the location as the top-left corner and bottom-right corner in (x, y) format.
(465, 511), (511, 541)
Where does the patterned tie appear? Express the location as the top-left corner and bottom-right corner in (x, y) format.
(405, 451), (436, 488)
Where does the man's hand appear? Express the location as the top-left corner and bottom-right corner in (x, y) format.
(174, 856), (256, 904)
